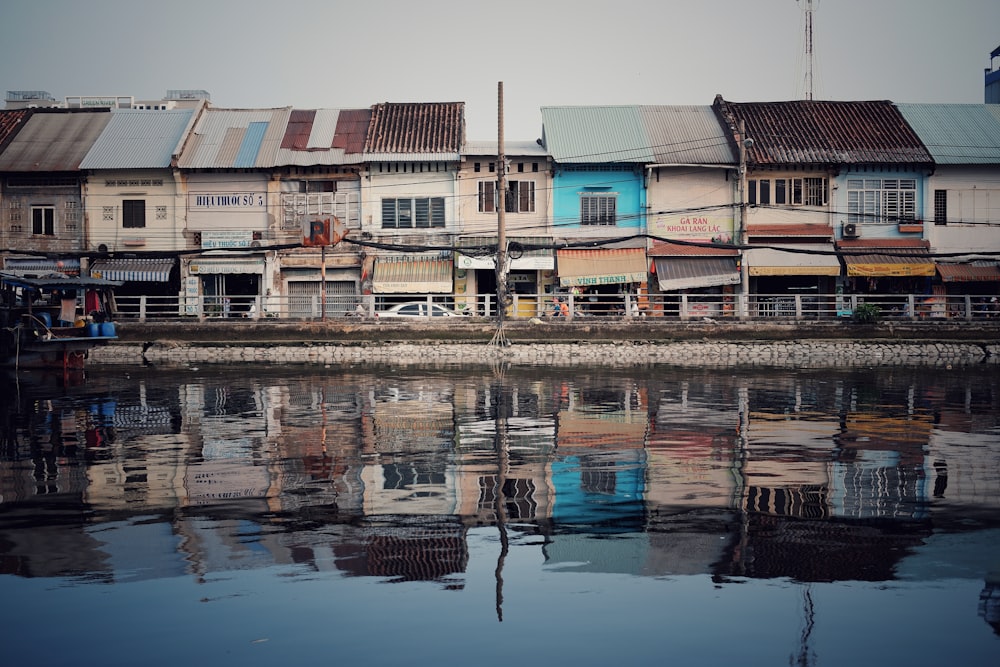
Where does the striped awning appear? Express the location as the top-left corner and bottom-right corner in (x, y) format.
(372, 257), (453, 293)
(3, 257), (81, 276)
(557, 248), (647, 287)
(654, 257), (740, 291)
(90, 258), (175, 282)
(936, 262), (1000, 282)
(745, 245), (841, 276)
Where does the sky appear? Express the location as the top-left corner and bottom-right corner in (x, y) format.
(1, 0), (998, 141)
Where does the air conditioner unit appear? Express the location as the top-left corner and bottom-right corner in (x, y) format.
(843, 222), (860, 238)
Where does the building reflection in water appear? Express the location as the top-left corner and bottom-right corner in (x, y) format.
(1, 364), (998, 609)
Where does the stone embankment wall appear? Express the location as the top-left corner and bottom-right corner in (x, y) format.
(90, 319), (999, 368)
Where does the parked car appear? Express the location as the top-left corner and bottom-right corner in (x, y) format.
(378, 302), (467, 318)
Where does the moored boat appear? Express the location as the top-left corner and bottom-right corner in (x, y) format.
(0, 271), (123, 371)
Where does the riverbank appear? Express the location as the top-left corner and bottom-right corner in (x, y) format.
(89, 318), (1000, 368)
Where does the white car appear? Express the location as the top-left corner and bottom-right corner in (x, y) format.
(378, 302), (467, 318)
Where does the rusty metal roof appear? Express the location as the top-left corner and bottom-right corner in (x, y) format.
(714, 98), (932, 167)
(0, 108), (111, 172)
(365, 102), (464, 157)
(273, 108), (369, 166)
(0, 109), (30, 149)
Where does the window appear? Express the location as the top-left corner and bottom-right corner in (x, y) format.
(934, 190), (947, 225)
(507, 181), (535, 213)
(748, 177), (828, 206)
(123, 199), (146, 228)
(847, 178), (916, 224)
(288, 179), (335, 193)
(381, 197), (445, 229)
(32, 206), (54, 236)
(478, 181), (496, 213)
(759, 179), (771, 205)
(479, 180), (535, 214)
(581, 194), (617, 226)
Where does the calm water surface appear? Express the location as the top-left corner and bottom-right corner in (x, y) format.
(1, 362), (998, 666)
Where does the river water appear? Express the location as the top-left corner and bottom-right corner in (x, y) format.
(1, 362), (998, 666)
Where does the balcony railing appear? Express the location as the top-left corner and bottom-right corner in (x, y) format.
(111, 292), (1000, 322)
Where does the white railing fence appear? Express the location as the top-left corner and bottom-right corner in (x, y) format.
(112, 292), (1000, 322)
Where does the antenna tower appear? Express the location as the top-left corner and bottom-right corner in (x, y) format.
(799, 0), (815, 100)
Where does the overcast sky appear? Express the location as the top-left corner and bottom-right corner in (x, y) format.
(2, 0), (998, 141)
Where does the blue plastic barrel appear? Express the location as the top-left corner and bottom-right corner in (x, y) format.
(38, 312), (52, 328)
(86, 323), (101, 337)
(100, 322), (116, 337)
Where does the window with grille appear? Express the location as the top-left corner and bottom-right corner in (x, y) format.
(934, 190), (948, 225)
(123, 199), (146, 228)
(581, 193), (617, 225)
(847, 178), (916, 224)
(32, 206), (54, 236)
(748, 177), (827, 206)
(381, 197), (445, 229)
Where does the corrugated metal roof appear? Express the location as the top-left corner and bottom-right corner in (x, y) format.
(365, 102), (464, 156)
(0, 109), (111, 172)
(716, 99), (932, 166)
(177, 108), (291, 169)
(936, 261), (1000, 282)
(638, 106), (735, 165)
(895, 103), (1000, 164)
(541, 106), (653, 163)
(272, 108), (369, 167)
(462, 140), (549, 157)
(80, 108), (194, 169)
(333, 109), (370, 154)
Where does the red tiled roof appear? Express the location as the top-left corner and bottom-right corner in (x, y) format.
(714, 98), (932, 166)
(836, 238), (929, 250)
(748, 223), (833, 238)
(365, 102), (464, 153)
(648, 241), (739, 257)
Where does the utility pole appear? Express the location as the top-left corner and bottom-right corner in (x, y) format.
(738, 119), (750, 319)
(490, 81), (510, 346)
(497, 81), (507, 323)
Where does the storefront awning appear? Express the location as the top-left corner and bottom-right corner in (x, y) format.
(936, 262), (1000, 282)
(3, 257), (81, 276)
(90, 258), (174, 282)
(654, 257), (740, 291)
(189, 257), (265, 274)
(745, 245), (841, 276)
(372, 257), (453, 293)
(557, 248), (647, 287)
(843, 253), (935, 277)
(838, 239), (934, 277)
